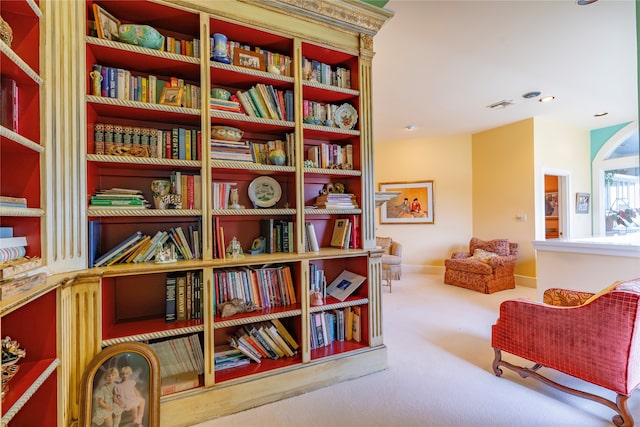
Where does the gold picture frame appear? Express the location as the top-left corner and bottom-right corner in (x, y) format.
(159, 86), (184, 106)
(233, 48), (265, 71)
(93, 4), (121, 41)
(78, 342), (160, 427)
(379, 181), (434, 224)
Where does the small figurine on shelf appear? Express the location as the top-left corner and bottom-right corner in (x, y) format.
(211, 33), (230, 64)
(249, 236), (266, 254)
(226, 237), (244, 259)
(229, 187), (241, 209)
(218, 298), (258, 318)
(154, 245), (177, 264)
(1, 336), (26, 398)
(310, 291), (324, 306)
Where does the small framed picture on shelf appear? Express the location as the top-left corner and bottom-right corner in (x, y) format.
(233, 48), (265, 71)
(379, 181), (434, 224)
(93, 4), (121, 41)
(159, 86), (184, 107)
(576, 192), (590, 214)
(78, 342), (160, 427)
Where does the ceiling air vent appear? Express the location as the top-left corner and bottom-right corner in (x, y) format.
(486, 100), (514, 110)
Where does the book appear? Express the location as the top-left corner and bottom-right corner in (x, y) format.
(330, 218), (350, 248)
(0, 236), (27, 249)
(0, 271), (47, 300)
(351, 306), (362, 342)
(161, 371), (199, 395)
(165, 275), (177, 322)
(305, 222), (320, 251)
(93, 231), (143, 267)
(0, 78), (18, 132)
(326, 270), (366, 301)
(0, 257), (43, 280)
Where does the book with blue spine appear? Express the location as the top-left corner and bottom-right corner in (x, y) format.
(93, 231), (143, 267)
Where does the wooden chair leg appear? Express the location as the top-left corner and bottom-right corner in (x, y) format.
(493, 348), (636, 427)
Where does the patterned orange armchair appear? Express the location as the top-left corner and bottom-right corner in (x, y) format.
(443, 237), (518, 294)
(492, 279), (640, 427)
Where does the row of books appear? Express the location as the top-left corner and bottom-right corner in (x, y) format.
(170, 172), (202, 210)
(0, 226), (28, 263)
(310, 305), (361, 349)
(0, 78), (18, 133)
(236, 85), (294, 122)
(306, 143), (353, 170)
(212, 182), (237, 209)
(94, 123), (202, 161)
(149, 333), (204, 380)
(214, 40), (292, 77)
(303, 100), (354, 128)
(89, 223), (201, 268)
(165, 271), (204, 322)
(165, 36), (200, 57)
(228, 318), (299, 363)
(0, 195), (27, 209)
(90, 65), (201, 109)
(302, 57), (352, 89)
(214, 265), (296, 310)
(0, 257), (46, 300)
(261, 219), (295, 254)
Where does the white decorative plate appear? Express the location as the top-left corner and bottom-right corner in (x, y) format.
(335, 103), (358, 130)
(248, 176), (282, 208)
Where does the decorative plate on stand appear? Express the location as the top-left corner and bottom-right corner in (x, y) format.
(335, 103), (358, 130)
(248, 176), (282, 208)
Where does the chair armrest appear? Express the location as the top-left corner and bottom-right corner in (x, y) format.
(543, 288), (595, 306)
(390, 242), (403, 257)
(487, 255), (517, 266)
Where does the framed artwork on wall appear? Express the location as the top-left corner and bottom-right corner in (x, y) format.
(576, 192), (590, 214)
(78, 342), (160, 427)
(545, 192), (559, 217)
(379, 181), (434, 224)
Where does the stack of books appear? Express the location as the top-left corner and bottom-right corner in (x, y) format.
(210, 97), (242, 113)
(210, 139), (253, 162)
(214, 345), (251, 371)
(0, 226), (28, 263)
(0, 195), (27, 209)
(149, 334), (204, 395)
(89, 188), (150, 209)
(315, 193), (358, 209)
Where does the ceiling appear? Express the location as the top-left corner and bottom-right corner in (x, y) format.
(371, 0), (638, 143)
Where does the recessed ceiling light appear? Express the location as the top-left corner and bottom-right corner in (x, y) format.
(539, 96), (555, 103)
(522, 91), (541, 99)
(594, 112), (608, 117)
(405, 125), (416, 131)
(577, 0), (599, 5)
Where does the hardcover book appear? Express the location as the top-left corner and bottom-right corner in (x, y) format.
(330, 218), (350, 248)
(326, 270), (366, 302)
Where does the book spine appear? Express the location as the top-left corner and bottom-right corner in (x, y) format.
(176, 274), (187, 320)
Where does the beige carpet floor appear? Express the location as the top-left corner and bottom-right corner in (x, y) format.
(194, 272), (640, 427)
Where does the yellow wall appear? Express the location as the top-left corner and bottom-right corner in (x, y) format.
(472, 119), (536, 278)
(373, 117), (593, 284)
(374, 134), (472, 269)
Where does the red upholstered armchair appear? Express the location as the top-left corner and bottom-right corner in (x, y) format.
(492, 279), (640, 427)
(444, 237), (518, 294)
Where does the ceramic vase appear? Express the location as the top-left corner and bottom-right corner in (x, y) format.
(118, 24), (165, 50)
(151, 179), (171, 209)
(269, 149), (286, 166)
(212, 33), (230, 64)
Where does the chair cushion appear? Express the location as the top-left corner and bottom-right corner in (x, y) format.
(469, 248), (498, 263)
(470, 238), (510, 256)
(381, 254), (402, 266)
(376, 237), (393, 255)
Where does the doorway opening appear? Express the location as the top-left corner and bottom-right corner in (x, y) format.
(543, 172), (569, 239)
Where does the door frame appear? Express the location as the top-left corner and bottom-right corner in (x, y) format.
(541, 168), (571, 240)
